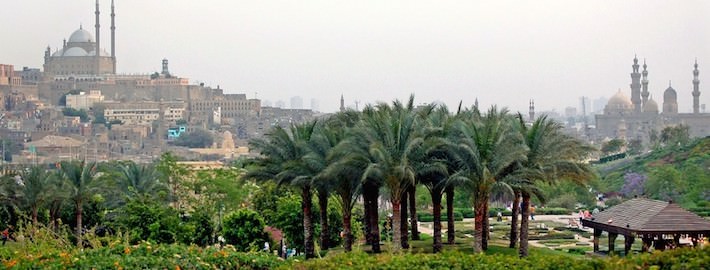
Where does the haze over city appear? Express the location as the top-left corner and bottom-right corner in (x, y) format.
(2, 0), (709, 113)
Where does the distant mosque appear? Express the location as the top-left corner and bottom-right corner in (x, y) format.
(43, 0), (116, 76)
(594, 56), (710, 143)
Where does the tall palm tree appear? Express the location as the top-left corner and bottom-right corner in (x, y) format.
(17, 166), (53, 224)
(356, 96), (423, 251)
(411, 104), (458, 252)
(247, 121), (319, 259)
(450, 106), (526, 253)
(319, 110), (365, 252)
(59, 160), (102, 247)
(513, 115), (594, 257)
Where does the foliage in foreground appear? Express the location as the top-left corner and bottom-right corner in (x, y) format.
(1, 241), (709, 270)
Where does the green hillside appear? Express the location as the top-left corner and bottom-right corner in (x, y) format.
(595, 137), (710, 211)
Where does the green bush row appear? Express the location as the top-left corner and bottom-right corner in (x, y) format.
(417, 211), (464, 222)
(3, 243), (709, 269)
(288, 247), (710, 270)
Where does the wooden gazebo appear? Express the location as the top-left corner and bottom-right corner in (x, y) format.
(581, 198), (710, 254)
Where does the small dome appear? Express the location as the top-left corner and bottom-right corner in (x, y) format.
(62, 47), (89, 57)
(68, 28), (93, 43)
(643, 98), (659, 113)
(51, 48), (64, 57)
(663, 86), (677, 102)
(88, 49), (110, 56)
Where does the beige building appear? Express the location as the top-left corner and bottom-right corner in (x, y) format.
(66, 90), (104, 110)
(103, 101), (185, 125)
(595, 58), (710, 143)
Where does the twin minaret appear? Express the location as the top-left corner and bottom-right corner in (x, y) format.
(630, 56), (701, 114)
(94, 0), (116, 74)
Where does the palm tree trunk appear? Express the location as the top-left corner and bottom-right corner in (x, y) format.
(318, 190), (329, 250)
(302, 187), (315, 259)
(473, 195), (486, 253)
(509, 191), (520, 248)
(76, 200), (83, 248)
(399, 191), (409, 249)
(431, 189), (443, 253)
(364, 183), (381, 253)
(408, 185), (419, 240)
(363, 191), (372, 245)
(32, 207), (38, 225)
(519, 192), (531, 257)
(445, 186), (455, 245)
(482, 198), (489, 251)
(391, 198), (402, 252)
(343, 205), (353, 252)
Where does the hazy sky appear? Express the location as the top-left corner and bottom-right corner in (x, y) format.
(2, 0), (709, 113)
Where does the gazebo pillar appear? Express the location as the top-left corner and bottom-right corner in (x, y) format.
(690, 234), (699, 247)
(641, 237), (652, 252)
(593, 228), (602, 252)
(624, 235), (635, 255)
(608, 232), (618, 254)
(654, 235), (665, 251)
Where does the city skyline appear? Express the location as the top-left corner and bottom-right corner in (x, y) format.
(2, 0), (709, 113)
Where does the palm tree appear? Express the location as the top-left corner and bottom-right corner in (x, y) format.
(17, 166), (53, 224)
(513, 115), (594, 257)
(410, 104), (458, 252)
(450, 106), (526, 253)
(356, 96), (423, 251)
(117, 162), (165, 201)
(248, 121), (319, 259)
(59, 160), (102, 247)
(319, 110), (364, 252)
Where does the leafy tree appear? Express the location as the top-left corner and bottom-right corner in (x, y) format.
(114, 197), (190, 244)
(174, 129), (214, 148)
(156, 152), (189, 211)
(660, 124), (690, 147)
(645, 165), (683, 202)
(251, 182), (293, 225)
(601, 138), (625, 155)
(222, 209), (269, 252)
(62, 107), (90, 122)
(272, 194), (305, 252)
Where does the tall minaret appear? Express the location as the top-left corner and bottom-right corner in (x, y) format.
(630, 56), (642, 113)
(339, 94), (345, 112)
(95, 0), (101, 75)
(111, 0), (116, 74)
(641, 59), (649, 107)
(528, 99), (535, 122)
(693, 60), (700, 114)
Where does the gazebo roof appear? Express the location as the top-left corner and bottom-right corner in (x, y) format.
(582, 198), (710, 236)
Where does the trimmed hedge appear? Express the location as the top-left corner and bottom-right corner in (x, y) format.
(417, 211), (463, 222)
(287, 247), (710, 269)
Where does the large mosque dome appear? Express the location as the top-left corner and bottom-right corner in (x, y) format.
(604, 90), (633, 115)
(68, 27), (93, 43)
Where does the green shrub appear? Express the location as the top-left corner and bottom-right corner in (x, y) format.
(417, 211), (463, 222)
(222, 209), (270, 252)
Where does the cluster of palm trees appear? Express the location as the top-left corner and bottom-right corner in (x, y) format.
(248, 96), (593, 258)
(0, 160), (165, 247)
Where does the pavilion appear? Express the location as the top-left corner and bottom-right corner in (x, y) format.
(581, 198), (710, 255)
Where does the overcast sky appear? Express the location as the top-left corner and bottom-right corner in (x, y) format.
(2, 0), (709, 113)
